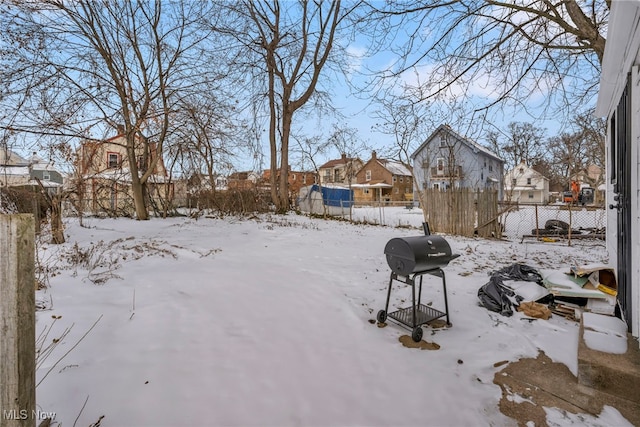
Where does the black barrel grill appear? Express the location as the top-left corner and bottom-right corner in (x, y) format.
(378, 224), (459, 342)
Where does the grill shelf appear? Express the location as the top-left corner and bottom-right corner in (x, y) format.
(377, 270), (451, 342)
(387, 304), (446, 327)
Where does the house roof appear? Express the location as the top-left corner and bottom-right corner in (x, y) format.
(351, 182), (393, 188)
(319, 156), (360, 169)
(511, 186), (544, 191)
(410, 124), (503, 163)
(0, 166), (30, 175)
(506, 162), (549, 181)
(28, 154), (59, 172)
(0, 149), (29, 166)
(84, 168), (168, 184)
(596, 1), (640, 117)
(375, 159), (412, 176)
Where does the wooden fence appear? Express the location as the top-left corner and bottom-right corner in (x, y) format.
(421, 188), (501, 238)
(0, 214), (36, 427)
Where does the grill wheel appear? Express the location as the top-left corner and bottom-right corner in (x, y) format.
(412, 327), (423, 342)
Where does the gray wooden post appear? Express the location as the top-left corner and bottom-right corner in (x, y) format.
(0, 214), (36, 427)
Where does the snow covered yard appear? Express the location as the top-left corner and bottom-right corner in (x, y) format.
(34, 213), (629, 426)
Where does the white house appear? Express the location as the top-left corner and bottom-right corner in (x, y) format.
(504, 161), (550, 204)
(595, 0), (640, 342)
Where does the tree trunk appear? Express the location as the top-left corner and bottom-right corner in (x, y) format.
(50, 194), (64, 244)
(131, 185), (148, 220)
(130, 175), (149, 220)
(267, 62), (280, 212)
(127, 139), (149, 220)
(277, 108), (293, 213)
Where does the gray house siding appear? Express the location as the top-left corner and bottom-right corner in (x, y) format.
(411, 125), (504, 200)
(31, 169), (63, 185)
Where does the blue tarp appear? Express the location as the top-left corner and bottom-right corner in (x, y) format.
(311, 185), (353, 207)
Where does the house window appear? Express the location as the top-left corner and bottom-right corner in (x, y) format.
(489, 163), (493, 172)
(526, 177), (532, 185)
(399, 176), (403, 183)
(528, 192), (534, 199)
(363, 188), (370, 194)
(436, 158), (444, 175)
(43, 171), (51, 181)
(392, 176), (397, 182)
(439, 136), (447, 147)
(324, 170), (331, 181)
(433, 183), (440, 190)
(302, 174), (307, 184)
(365, 170), (371, 181)
(137, 155), (146, 171)
(292, 174), (296, 181)
(395, 187), (399, 194)
(108, 153), (120, 169)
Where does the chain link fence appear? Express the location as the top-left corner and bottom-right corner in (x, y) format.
(336, 201), (608, 247)
(500, 203), (606, 245)
(53, 185), (607, 247)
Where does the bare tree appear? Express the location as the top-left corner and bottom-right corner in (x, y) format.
(327, 123), (368, 188)
(222, 0), (356, 213)
(547, 132), (587, 189)
(573, 109), (606, 187)
(364, 1), (608, 126)
(167, 95), (249, 193)
(292, 124), (366, 219)
(544, 108), (605, 190)
(1, 1), (220, 220)
(292, 134), (329, 215)
(371, 92), (431, 221)
(485, 122), (547, 171)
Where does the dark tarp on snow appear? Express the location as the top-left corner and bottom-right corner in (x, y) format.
(477, 263), (547, 316)
(311, 184), (353, 208)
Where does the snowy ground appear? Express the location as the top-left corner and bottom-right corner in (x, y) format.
(33, 210), (629, 427)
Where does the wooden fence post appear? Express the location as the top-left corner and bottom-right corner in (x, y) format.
(0, 214), (36, 427)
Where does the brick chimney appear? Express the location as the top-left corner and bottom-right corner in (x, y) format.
(117, 124), (125, 135)
(371, 150), (377, 161)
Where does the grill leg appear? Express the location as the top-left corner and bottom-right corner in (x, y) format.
(417, 275), (423, 306)
(384, 273), (394, 313)
(410, 275), (417, 328)
(440, 268), (451, 326)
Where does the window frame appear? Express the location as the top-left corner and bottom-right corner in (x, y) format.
(107, 152), (120, 169)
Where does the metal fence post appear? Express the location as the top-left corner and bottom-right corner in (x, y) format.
(0, 214), (36, 427)
(568, 204), (573, 246)
(535, 204), (540, 241)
